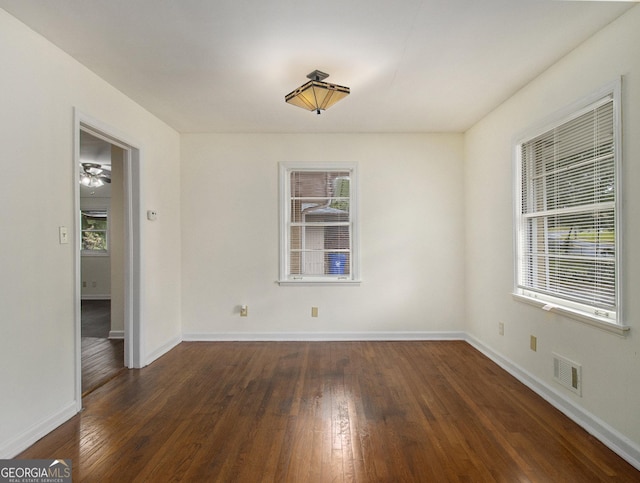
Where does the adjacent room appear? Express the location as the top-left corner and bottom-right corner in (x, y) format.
(0, 1), (639, 480)
(78, 130), (126, 395)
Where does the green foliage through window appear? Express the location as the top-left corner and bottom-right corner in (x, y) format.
(81, 210), (108, 252)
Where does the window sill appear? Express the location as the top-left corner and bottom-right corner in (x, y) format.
(278, 279), (361, 286)
(512, 293), (629, 336)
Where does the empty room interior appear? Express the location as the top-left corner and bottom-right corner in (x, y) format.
(1, 0), (640, 480)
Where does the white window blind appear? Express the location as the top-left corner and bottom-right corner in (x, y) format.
(279, 163), (358, 283)
(515, 91), (620, 324)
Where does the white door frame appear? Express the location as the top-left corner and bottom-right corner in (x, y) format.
(73, 109), (144, 408)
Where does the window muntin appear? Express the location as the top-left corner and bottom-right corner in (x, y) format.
(81, 210), (108, 254)
(515, 89), (620, 325)
(280, 163), (358, 283)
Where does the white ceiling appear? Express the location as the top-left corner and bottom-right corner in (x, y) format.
(80, 130), (111, 165)
(1, 0), (635, 133)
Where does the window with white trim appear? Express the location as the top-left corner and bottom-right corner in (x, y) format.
(514, 85), (622, 327)
(279, 163), (359, 283)
(81, 209), (109, 255)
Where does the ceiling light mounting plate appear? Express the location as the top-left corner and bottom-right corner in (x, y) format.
(307, 70), (329, 81)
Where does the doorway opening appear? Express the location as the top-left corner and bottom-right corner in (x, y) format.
(74, 110), (143, 407)
(79, 131), (125, 395)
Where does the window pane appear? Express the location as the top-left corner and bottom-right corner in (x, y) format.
(82, 211), (108, 230)
(87, 218), (107, 231)
(325, 226), (350, 249)
(81, 210), (108, 251)
(288, 250), (352, 276)
(290, 226), (350, 250)
(326, 252), (350, 275)
(82, 231), (107, 251)
(283, 166), (356, 280)
(549, 257), (615, 307)
(291, 171), (350, 197)
(546, 211), (614, 259)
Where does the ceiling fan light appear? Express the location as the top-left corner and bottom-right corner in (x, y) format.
(89, 177), (104, 188)
(80, 163), (110, 187)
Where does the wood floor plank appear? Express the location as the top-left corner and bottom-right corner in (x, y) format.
(18, 341), (640, 482)
(81, 337), (124, 395)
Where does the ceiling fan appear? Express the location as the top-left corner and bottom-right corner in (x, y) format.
(80, 163), (111, 187)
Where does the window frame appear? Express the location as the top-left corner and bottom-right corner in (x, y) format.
(278, 162), (360, 285)
(512, 80), (627, 334)
(81, 209), (109, 256)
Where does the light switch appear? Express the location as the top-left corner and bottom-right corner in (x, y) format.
(59, 226), (69, 244)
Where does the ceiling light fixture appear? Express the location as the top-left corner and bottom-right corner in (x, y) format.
(285, 70), (350, 115)
(79, 163), (111, 188)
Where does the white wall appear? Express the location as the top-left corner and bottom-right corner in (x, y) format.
(181, 133), (465, 338)
(464, 5), (640, 457)
(0, 8), (181, 457)
(80, 257), (111, 298)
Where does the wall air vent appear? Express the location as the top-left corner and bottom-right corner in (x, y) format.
(553, 353), (582, 396)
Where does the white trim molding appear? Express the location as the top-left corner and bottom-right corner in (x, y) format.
(74, 108), (145, 373)
(182, 331), (466, 342)
(465, 333), (640, 472)
(0, 402), (78, 459)
(512, 293), (629, 336)
(144, 334), (182, 367)
(512, 79), (624, 331)
(278, 162), (361, 284)
(108, 330), (124, 340)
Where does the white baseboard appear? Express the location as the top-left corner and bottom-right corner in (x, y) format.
(144, 334), (182, 366)
(0, 401), (78, 459)
(182, 331), (466, 342)
(81, 294), (110, 300)
(108, 330), (124, 339)
(465, 333), (640, 472)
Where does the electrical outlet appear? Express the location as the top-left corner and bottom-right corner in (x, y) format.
(311, 307), (319, 317)
(240, 305), (248, 317)
(499, 322), (504, 336)
(530, 335), (537, 352)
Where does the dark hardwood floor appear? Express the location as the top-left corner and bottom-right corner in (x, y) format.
(81, 300), (124, 395)
(81, 299), (112, 338)
(19, 341), (639, 481)
(81, 337), (125, 395)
